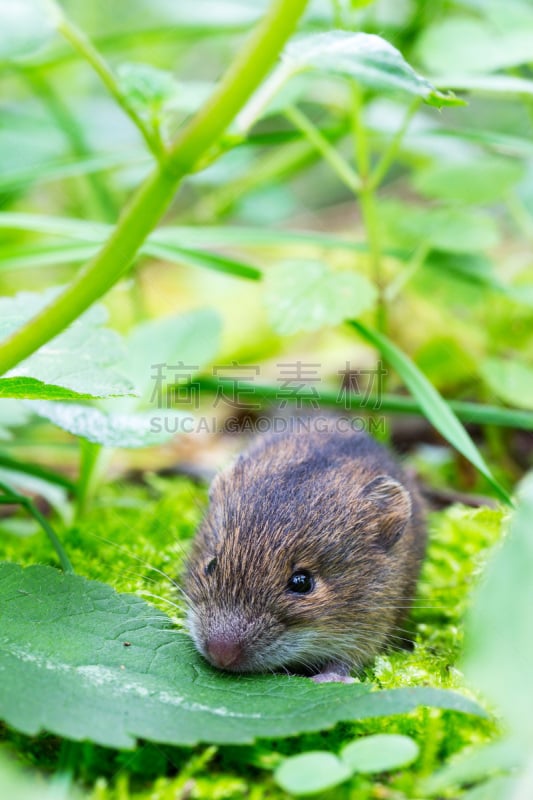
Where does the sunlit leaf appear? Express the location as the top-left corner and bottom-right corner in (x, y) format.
(265, 260), (377, 335)
(25, 401), (186, 448)
(0, 289), (135, 399)
(282, 31), (461, 106)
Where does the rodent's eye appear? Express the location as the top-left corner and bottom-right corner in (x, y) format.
(287, 569), (315, 595)
(205, 557), (217, 576)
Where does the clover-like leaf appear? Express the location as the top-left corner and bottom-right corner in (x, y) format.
(264, 260), (377, 335)
(274, 752), (351, 796)
(282, 31), (461, 107)
(340, 733), (419, 774)
(0, 289), (135, 399)
(0, 563), (486, 749)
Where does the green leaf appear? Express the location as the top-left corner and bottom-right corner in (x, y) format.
(0, 289), (135, 399)
(422, 738), (523, 795)
(0, 752), (82, 800)
(274, 752), (351, 796)
(282, 31), (461, 107)
(416, 17), (533, 75)
(349, 322), (511, 504)
(426, 252), (505, 292)
(434, 74), (533, 99)
(116, 62), (178, 114)
(0, 377), (121, 401)
(0, 0), (57, 62)
(25, 401), (186, 448)
(327, 686), (487, 719)
(461, 777), (518, 800)
(144, 243), (261, 281)
(0, 242), (100, 273)
(0, 563), (486, 748)
(0, 212), (397, 259)
(463, 473), (533, 744)
(265, 260), (377, 335)
(380, 203), (500, 253)
(123, 308), (222, 403)
(340, 734), (419, 773)
(480, 358), (533, 411)
(414, 158), (525, 205)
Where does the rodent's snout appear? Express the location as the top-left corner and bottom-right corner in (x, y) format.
(205, 635), (243, 670)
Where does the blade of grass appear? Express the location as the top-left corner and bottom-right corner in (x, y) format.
(349, 320), (512, 504)
(0, 480), (73, 572)
(195, 376), (533, 431)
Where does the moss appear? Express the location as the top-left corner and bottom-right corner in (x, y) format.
(0, 479), (506, 799)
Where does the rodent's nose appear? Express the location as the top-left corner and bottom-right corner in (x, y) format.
(206, 636), (243, 669)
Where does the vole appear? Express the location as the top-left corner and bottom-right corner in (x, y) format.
(184, 426), (426, 683)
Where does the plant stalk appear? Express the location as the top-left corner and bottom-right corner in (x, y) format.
(0, 0), (309, 378)
(0, 480), (74, 572)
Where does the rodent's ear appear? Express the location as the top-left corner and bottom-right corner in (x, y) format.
(361, 475), (411, 549)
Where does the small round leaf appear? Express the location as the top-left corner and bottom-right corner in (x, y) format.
(275, 752), (351, 796)
(340, 734), (419, 774)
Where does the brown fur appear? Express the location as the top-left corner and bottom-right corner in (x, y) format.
(184, 426), (426, 677)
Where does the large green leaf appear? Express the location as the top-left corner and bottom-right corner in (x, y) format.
(282, 31), (461, 107)
(265, 260), (377, 335)
(463, 473), (533, 745)
(0, 289), (135, 399)
(0, 563), (485, 749)
(349, 322), (510, 503)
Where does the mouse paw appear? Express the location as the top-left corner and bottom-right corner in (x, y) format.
(311, 672), (356, 684)
(310, 663), (355, 684)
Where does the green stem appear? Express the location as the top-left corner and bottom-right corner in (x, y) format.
(0, 480), (73, 572)
(195, 376), (533, 430)
(351, 85), (387, 333)
(285, 105), (362, 193)
(23, 69), (117, 221)
(49, 1), (163, 158)
(0, 451), (76, 493)
(384, 241), (430, 302)
(369, 97), (421, 191)
(0, 0), (309, 378)
(76, 440), (104, 518)
(506, 190), (533, 241)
